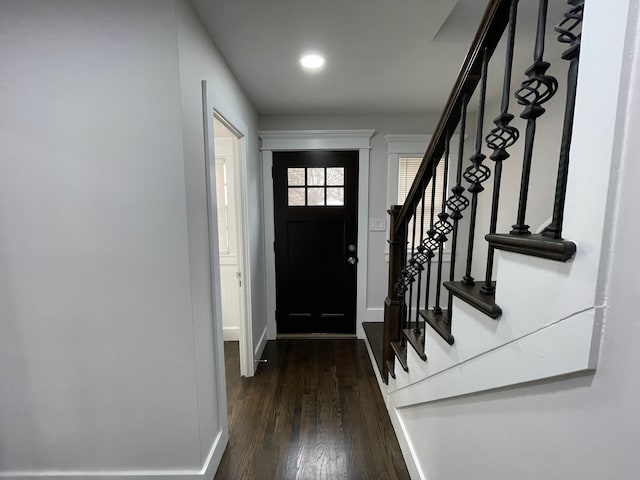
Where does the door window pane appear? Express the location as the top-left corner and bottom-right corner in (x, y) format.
(307, 188), (325, 206)
(327, 187), (344, 206)
(288, 188), (306, 206)
(307, 168), (325, 186)
(287, 168), (305, 186)
(326, 167), (344, 186)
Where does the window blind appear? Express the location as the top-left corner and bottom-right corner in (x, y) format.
(398, 157), (446, 240)
(215, 158), (230, 255)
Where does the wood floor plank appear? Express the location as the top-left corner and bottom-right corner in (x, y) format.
(218, 340), (410, 480)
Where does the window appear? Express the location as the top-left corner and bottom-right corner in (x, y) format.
(385, 134), (456, 261)
(398, 157), (446, 237)
(286, 167), (345, 206)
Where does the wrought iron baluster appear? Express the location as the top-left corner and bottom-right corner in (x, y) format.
(406, 204), (419, 332)
(462, 48), (492, 285)
(511, 0), (558, 235)
(394, 222), (409, 344)
(413, 181), (427, 335)
(446, 95), (470, 315)
(542, 0), (583, 239)
(481, 0), (520, 295)
(422, 159), (439, 312)
(433, 132), (452, 314)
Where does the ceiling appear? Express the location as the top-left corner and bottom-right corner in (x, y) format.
(190, 0), (568, 116)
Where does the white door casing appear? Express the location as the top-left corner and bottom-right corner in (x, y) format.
(202, 81), (255, 385)
(259, 130), (375, 339)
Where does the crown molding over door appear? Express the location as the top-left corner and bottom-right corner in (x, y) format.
(259, 130), (375, 339)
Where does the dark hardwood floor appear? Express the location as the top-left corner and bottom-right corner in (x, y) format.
(217, 340), (410, 480)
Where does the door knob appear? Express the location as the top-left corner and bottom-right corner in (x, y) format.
(347, 256), (358, 265)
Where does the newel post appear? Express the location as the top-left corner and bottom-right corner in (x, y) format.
(383, 205), (407, 382)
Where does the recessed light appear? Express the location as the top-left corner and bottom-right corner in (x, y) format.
(300, 53), (325, 71)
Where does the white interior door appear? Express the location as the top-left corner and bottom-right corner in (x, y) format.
(212, 114), (252, 377)
(214, 132), (242, 341)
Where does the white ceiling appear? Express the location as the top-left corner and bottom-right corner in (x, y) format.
(190, 0), (568, 116)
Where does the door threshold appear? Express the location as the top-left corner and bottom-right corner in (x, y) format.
(277, 333), (357, 340)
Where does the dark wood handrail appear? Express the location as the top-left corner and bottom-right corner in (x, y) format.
(395, 0), (513, 233)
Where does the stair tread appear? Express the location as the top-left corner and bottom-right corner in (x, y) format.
(362, 322), (385, 381)
(386, 360), (396, 379)
(419, 309), (455, 345)
(402, 328), (427, 360)
(390, 341), (409, 372)
(486, 233), (576, 262)
(443, 281), (502, 319)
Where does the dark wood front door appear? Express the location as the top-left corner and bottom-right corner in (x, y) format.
(273, 151), (359, 334)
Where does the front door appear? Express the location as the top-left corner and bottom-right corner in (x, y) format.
(273, 150), (359, 334)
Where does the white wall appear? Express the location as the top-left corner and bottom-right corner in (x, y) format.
(0, 0), (264, 476)
(181, 0), (267, 364)
(258, 114), (440, 318)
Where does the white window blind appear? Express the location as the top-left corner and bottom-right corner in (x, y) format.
(215, 158), (230, 255)
(398, 157), (446, 239)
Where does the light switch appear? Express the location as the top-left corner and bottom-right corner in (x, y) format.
(369, 218), (386, 231)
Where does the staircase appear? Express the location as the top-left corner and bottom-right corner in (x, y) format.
(364, 0), (606, 464)
(357, 0), (636, 478)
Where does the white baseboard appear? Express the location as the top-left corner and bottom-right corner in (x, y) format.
(388, 406), (425, 480)
(363, 331), (388, 405)
(253, 325), (268, 374)
(0, 430), (229, 480)
(199, 429), (228, 480)
(223, 326), (240, 341)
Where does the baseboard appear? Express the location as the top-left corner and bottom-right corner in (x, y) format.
(363, 331), (388, 405)
(388, 406), (425, 480)
(199, 429), (228, 480)
(0, 429), (229, 480)
(253, 325), (268, 373)
(222, 326), (240, 341)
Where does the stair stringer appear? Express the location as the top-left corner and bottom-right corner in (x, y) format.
(383, 307), (599, 480)
(390, 305), (601, 406)
(388, 246), (604, 396)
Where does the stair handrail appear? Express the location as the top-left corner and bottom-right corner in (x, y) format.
(395, 0), (513, 233)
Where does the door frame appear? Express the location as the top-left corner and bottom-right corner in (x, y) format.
(202, 81), (254, 378)
(259, 130), (375, 339)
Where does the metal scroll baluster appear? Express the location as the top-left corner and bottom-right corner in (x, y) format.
(542, 0), (583, 239)
(422, 160), (438, 312)
(402, 237), (410, 347)
(394, 226), (409, 346)
(432, 132), (452, 314)
(413, 181), (427, 335)
(462, 48), (492, 285)
(511, 0), (558, 235)
(446, 96), (470, 315)
(481, 0), (520, 295)
(406, 204), (419, 332)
